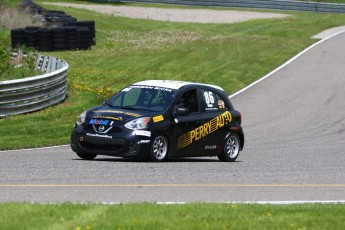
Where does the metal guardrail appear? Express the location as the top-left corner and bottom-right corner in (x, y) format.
(92, 0), (345, 14)
(0, 55), (68, 118)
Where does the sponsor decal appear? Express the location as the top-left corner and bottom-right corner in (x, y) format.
(130, 85), (173, 92)
(218, 100), (225, 109)
(137, 140), (151, 144)
(153, 115), (164, 123)
(93, 110), (141, 117)
(204, 145), (217, 150)
(133, 130), (151, 137)
(92, 115), (122, 121)
(205, 107), (218, 111)
(98, 126), (105, 132)
(89, 119), (109, 125)
(86, 133), (112, 139)
(177, 111), (232, 149)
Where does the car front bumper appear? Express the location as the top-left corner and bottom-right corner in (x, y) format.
(70, 125), (151, 158)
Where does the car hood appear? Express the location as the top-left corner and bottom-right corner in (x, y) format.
(85, 106), (152, 125)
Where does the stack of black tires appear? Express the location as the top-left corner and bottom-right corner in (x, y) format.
(44, 10), (77, 26)
(11, 10), (95, 51)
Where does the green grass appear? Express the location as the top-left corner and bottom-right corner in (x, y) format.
(0, 203), (345, 229)
(1, 0), (21, 7)
(1, 1), (345, 149)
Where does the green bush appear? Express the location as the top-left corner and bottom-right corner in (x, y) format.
(0, 33), (41, 81)
(0, 36), (12, 78)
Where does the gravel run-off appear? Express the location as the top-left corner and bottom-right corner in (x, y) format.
(43, 2), (290, 24)
(43, 2), (345, 39)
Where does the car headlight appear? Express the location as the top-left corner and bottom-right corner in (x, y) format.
(125, 117), (151, 130)
(76, 111), (87, 125)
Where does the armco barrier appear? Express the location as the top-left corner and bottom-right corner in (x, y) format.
(91, 0), (345, 14)
(0, 55), (68, 118)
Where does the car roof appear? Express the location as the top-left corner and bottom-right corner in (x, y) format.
(132, 80), (224, 91)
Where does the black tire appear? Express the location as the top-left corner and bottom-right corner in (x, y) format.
(38, 28), (52, 39)
(150, 135), (169, 162)
(52, 33), (66, 39)
(38, 45), (52, 51)
(218, 133), (241, 162)
(25, 26), (40, 31)
(76, 152), (97, 160)
(77, 21), (95, 30)
(37, 40), (52, 46)
(11, 28), (25, 37)
(52, 38), (65, 44)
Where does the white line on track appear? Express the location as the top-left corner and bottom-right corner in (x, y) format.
(0, 145), (70, 153)
(106, 200), (345, 205)
(36, 200), (345, 205)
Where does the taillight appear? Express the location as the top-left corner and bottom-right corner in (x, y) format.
(239, 112), (242, 125)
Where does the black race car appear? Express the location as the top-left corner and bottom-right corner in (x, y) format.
(71, 80), (244, 162)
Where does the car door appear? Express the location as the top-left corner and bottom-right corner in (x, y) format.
(173, 88), (208, 157)
(195, 88), (232, 155)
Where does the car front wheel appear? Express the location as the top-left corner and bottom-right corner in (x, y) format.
(150, 135), (169, 162)
(218, 133), (240, 162)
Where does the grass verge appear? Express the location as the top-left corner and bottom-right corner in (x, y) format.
(0, 1), (44, 81)
(1, 1), (345, 149)
(1, 203), (345, 229)
(0, 1), (42, 29)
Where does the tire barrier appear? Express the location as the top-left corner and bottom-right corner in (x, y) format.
(21, 0), (45, 14)
(11, 20), (96, 51)
(0, 55), (68, 118)
(11, 1), (96, 51)
(44, 10), (78, 26)
(91, 0), (345, 14)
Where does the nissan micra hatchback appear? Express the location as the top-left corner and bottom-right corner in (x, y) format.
(71, 80), (244, 162)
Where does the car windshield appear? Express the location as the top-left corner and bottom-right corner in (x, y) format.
(106, 85), (176, 112)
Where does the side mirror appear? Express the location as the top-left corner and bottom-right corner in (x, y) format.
(175, 107), (189, 116)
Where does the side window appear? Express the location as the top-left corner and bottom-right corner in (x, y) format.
(201, 89), (225, 111)
(175, 89), (199, 113)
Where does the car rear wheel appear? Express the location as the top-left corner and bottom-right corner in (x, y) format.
(218, 133), (240, 162)
(150, 135), (169, 162)
(76, 152), (97, 160)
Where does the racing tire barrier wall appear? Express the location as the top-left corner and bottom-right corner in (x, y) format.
(0, 55), (69, 118)
(91, 0), (345, 14)
(11, 20), (96, 51)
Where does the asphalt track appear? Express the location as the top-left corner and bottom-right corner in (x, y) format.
(1, 31), (345, 203)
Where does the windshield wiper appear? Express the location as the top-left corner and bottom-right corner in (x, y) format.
(103, 100), (113, 108)
(120, 106), (137, 111)
(120, 106), (156, 112)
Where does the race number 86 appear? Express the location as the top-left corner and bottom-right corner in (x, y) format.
(204, 91), (215, 104)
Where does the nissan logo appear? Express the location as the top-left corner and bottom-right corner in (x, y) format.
(98, 126), (105, 132)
